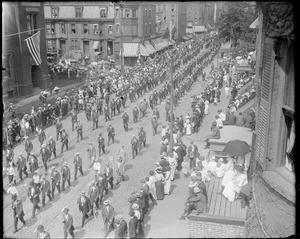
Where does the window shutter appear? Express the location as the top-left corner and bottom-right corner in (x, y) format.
(255, 37), (275, 170)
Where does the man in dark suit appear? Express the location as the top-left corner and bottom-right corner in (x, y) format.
(159, 156), (169, 173)
(223, 111), (237, 125)
(114, 214), (128, 238)
(105, 163), (114, 190)
(139, 185), (149, 215)
(40, 144), (51, 171)
(16, 154), (28, 182)
(50, 166), (61, 198)
(73, 152), (84, 181)
(62, 206), (75, 239)
(35, 224), (51, 239)
(61, 162), (71, 191)
(187, 140), (199, 169)
(174, 142), (186, 172)
(102, 200), (115, 238)
(77, 191), (92, 228)
(128, 211), (138, 238)
(12, 193), (26, 233)
(40, 174), (52, 207)
(88, 181), (100, 211)
(27, 180), (41, 219)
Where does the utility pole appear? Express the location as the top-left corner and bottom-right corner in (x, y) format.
(169, 21), (174, 150)
(120, 3), (124, 77)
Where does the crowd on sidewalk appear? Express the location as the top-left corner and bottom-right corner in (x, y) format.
(4, 33), (222, 238)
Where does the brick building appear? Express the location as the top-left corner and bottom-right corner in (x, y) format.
(43, 1), (116, 60)
(2, 2), (49, 98)
(154, 2), (187, 42)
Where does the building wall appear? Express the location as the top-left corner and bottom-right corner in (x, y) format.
(2, 2), (49, 98)
(246, 3), (295, 237)
(189, 219), (245, 238)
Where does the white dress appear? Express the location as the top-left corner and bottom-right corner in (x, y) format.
(164, 170), (171, 194)
(222, 173), (248, 202)
(168, 157), (177, 181)
(204, 102), (209, 115)
(185, 120), (192, 135)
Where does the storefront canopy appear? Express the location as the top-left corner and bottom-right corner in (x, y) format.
(144, 41), (156, 55)
(139, 43), (150, 56)
(120, 43), (139, 57)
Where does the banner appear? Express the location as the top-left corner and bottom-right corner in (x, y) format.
(25, 30), (42, 65)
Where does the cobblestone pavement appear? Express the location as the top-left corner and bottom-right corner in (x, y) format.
(3, 45), (228, 238)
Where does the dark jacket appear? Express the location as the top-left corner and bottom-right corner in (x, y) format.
(128, 216), (138, 238)
(77, 196), (92, 214)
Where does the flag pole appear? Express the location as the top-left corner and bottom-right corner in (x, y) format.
(169, 21), (174, 151)
(3, 28), (43, 38)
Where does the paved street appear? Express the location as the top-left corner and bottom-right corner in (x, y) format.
(3, 46), (229, 238)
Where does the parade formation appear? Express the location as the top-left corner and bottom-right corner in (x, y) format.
(3, 30), (257, 238)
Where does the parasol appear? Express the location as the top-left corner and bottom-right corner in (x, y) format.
(223, 140), (251, 158)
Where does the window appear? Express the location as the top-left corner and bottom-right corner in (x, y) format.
(60, 23), (65, 34)
(47, 40), (56, 52)
(163, 15), (166, 22)
(108, 25), (113, 35)
(70, 39), (79, 50)
(171, 15), (175, 23)
(71, 24), (76, 34)
(171, 4), (175, 12)
(46, 23), (51, 34)
(100, 8), (107, 18)
(158, 4), (161, 12)
(115, 8), (120, 18)
(145, 23), (147, 34)
(83, 24), (89, 34)
(162, 4), (166, 12)
(125, 9), (130, 18)
(51, 7), (59, 18)
(132, 10), (136, 18)
(116, 23), (120, 33)
(93, 24), (99, 34)
(27, 14), (37, 36)
(2, 55), (11, 78)
(149, 8), (151, 18)
(283, 110), (294, 172)
(145, 9), (147, 18)
(75, 7), (83, 18)
(51, 23), (55, 34)
(149, 23), (151, 34)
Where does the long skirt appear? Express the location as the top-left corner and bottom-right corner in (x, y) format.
(155, 181), (164, 200)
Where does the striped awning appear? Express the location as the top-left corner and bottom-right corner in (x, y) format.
(151, 38), (166, 51)
(144, 41), (156, 54)
(139, 44), (150, 56)
(121, 43), (139, 57)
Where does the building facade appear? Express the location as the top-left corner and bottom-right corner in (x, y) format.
(2, 2), (49, 98)
(44, 1), (115, 60)
(245, 2), (295, 237)
(154, 2), (187, 42)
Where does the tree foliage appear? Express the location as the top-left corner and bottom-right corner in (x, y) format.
(216, 2), (258, 47)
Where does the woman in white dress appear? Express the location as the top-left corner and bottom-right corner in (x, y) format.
(221, 157), (236, 189)
(184, 118), (192, 136)
(222, 165), (247, 202)
(204, 100), (210, 115)
(164, 166), (171, 195)
(168, 153), (177, 181)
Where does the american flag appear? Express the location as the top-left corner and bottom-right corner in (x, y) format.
(25, 30), (42, 66)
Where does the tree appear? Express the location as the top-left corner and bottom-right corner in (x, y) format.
(216, 2), (257, 47)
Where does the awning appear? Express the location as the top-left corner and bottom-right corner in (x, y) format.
(182, 36), (190, 40)
(121, 43), (139, 57)
(250, 17), (259, 29)
(144, 41), (156, 54)
(193, 25), (207, 33)
(92, 41), (100, 50)
(139, 44), (150, 56)
(186, 28), (194, 34)
(151, 38), (167, 51)
(161, 39), (170, 49)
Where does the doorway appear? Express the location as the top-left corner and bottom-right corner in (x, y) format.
(83, 41), (89, 54)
